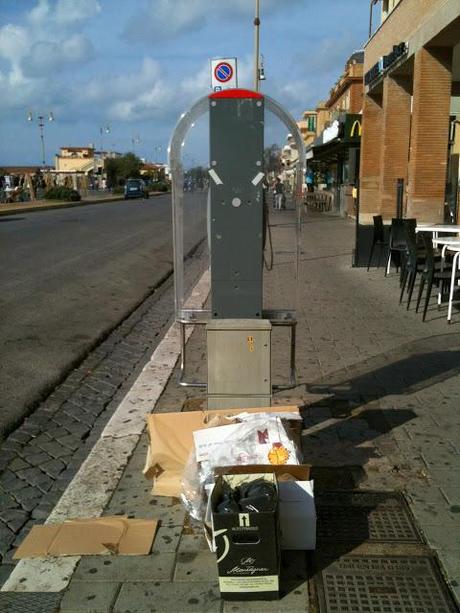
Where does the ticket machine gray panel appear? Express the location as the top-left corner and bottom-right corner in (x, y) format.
(209, 96), (264, 318)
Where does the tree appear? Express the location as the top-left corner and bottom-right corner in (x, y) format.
(105, 153), (142, 187)
(264, 144), (282, 174)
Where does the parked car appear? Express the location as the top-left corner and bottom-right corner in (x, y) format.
(124, 178), (148, 199)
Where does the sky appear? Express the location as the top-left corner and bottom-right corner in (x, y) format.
(0, 0), (369, 167)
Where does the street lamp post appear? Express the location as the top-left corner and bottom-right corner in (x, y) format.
(154, 145), (162, 162)
(27, 111), (54, 167)
(254, 0), (260, 92)
(99, 125), (111, 153)
(131, 134), (141, 154)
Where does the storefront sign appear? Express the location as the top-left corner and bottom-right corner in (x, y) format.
(343, 114), (362, 140)
(364, 59), (383, 86)
(349, 119), (362, 138)
(364, 42), (407, 86)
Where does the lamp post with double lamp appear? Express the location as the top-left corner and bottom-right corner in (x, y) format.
(153, 145), (163, 163)
(27, 111), (54, 167)
(253, 0), (260, 92)
(99, 124), (111, 154)
(97, 125), (111, 187)
(131, 134), (141, 155)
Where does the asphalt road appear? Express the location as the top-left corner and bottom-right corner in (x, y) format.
(0, 193), (207, 439)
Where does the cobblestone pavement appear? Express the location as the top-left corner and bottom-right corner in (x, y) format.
(0, 243), (207, 589)
(2, 209), (460, 612)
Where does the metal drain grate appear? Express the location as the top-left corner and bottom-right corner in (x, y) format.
(0, 592), (62, 613)
(316, 555), (457, 613)
(316, 491), (422, 543)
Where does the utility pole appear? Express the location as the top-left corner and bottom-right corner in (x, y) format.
(254, 0), (260, 92)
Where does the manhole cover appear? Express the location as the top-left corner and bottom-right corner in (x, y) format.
(0, 592), (61, 613)
(316, 491), (422, 543)
(316, 555), (457, 613)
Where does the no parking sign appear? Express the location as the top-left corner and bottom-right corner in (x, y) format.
(210, 57), (238, 92)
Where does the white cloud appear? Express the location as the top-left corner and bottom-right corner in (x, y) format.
(21, 34), (94, 77)
(78, 57), (174, 122)
(123, 0), (301, 41)
(54, 0), (101, 26)
(27, 0), (101, 28)
(0, 25), (30, 66)
(0, 0), (99, 113)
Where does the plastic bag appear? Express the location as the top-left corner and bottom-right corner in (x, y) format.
(180, 415), (301, 521)
(210, 416), (302, 467)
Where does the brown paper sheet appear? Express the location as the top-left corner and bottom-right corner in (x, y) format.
(14, 516), (158, 559)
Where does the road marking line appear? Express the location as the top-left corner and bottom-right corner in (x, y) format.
(1, 269), (210, 593)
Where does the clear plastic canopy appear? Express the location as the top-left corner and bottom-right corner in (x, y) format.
(169, 90), (305, 324)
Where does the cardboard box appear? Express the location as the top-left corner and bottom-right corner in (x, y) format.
(144, 406), (300, 498)
(214, 466), (316, 551)
(211, 472), (280, 601)
(278, 480), (316, 550)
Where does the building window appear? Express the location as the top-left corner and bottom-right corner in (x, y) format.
(307, 115), (316, 132)
(382, 0), (389, 18)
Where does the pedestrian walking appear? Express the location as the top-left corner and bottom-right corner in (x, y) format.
(274, 176), (284, 210)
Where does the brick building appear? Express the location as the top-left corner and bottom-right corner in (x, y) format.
(359, 0), (460, 228)
(326, 50), (364, 115)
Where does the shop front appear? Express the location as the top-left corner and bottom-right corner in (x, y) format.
(306, 113), (361, 217)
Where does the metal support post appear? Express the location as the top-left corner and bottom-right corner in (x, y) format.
(254, 0), (260, 92)
(396, 178), (404, 218)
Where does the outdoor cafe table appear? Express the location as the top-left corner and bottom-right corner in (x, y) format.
(428, 237), (460, 316)
(445, 243), (460, 323)
(432, 236), (460, 250)
(416, 224), (460, 238)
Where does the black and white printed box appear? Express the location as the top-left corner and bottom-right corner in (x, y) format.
(211, 472), (280, 601)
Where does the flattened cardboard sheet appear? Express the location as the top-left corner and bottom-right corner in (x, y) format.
(14, 516), (158, 559)
(144, 405), (300, 497)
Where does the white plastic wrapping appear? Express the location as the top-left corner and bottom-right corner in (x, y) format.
(180, 415), (301, 520)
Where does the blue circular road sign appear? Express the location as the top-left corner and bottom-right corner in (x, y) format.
(214, 62), (233, 83)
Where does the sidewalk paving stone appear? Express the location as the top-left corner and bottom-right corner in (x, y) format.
(177, 534), (210, 554)
(174, 551), (219, 582)
(113, 581), (222, 613)
(222, 582), (310, 613)
(73, 554), (176, 583)
(151, 526), (182, 553)
(60, 580), (120, 613)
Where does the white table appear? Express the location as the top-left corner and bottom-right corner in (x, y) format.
(416, 224), (460, 239)
(432, 236), (460, 250)
(432, 238), (460, 311)
(446, 244), (460, 322)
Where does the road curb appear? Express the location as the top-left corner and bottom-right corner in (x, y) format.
(0, 192), (167, 217)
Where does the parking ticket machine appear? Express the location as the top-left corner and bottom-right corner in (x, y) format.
(169, 88), (305, 408)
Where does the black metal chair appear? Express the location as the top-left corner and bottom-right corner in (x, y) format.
(385, 218), (410, 277)
(399, 219), (421, 309)
(415, 233), (453, 322)
(367, 215), (388, 271)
